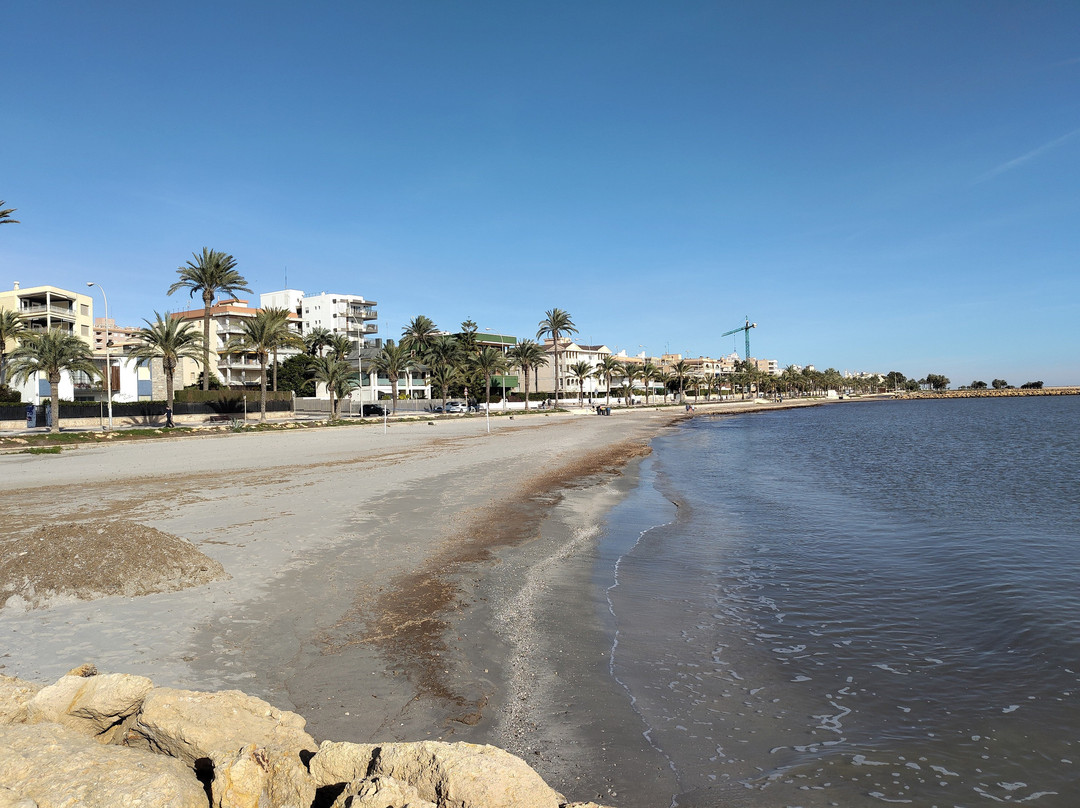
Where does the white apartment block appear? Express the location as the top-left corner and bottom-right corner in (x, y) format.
(261, 289), (378, 346)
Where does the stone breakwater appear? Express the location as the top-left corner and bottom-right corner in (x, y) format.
(894, 387), (1079, 400)
(0, 666), (617, 808)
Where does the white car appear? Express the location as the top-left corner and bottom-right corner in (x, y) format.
(444, 401), (467, 413)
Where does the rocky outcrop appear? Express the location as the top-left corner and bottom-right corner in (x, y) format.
(128, 687), (316, 768)
(0, 722), (207, 807)
(0, 668), (614, 808)
(0, 677), (40, 726)
(210, 743), (316, 808)
(308, 741), (564, 808)
(26, 672), (153, 743)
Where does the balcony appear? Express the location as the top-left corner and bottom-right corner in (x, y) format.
(20, 302), (76, 320)
(25, 323), (75, 335)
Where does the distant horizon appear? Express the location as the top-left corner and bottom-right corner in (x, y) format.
(3, 2), (1078, 385)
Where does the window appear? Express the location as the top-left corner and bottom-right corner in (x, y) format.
(81, 304), (89, 316)
(81, 324), (90, 336)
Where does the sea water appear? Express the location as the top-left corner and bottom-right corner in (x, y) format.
(599, 397), (1080, 807)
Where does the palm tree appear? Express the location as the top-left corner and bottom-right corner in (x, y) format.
(471, 347), (508, 410)
(304, 327), (333, 357)
(325, 333), (354, 362)
(309, 355), (357, 420)
(536, 309), (577, 405)
(506, 340), (547, 411)
(569, 360), (592, 406)
(370, 340), (410, 414)
(428, 364), (461, 412)
(425, 334), (465, 371)
(594, 354), (622, 408)
(129, 313), (204, 410)
(259, 307), (297, 392)
(222, 310), (303, 422)
(621, 363), (643, 405)
(0, 309), (28, 387)
(401, 315), (440, 358)
(670, 359), (693, 402)
(0, 201), (18, 227)
(8, 330), (97, 434)
(642, 362), (661, 405)
(167, 248), (251, 390)
(658, 371), (674, 404)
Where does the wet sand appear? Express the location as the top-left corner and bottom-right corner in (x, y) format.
(0, 399), (820, 804)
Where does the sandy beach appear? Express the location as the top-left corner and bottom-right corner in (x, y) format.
(0, 399), (820, 805)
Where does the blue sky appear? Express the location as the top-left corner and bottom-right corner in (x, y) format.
(3, 1), (1078, 385)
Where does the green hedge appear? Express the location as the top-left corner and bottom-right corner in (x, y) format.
(5, 396), (293, 425)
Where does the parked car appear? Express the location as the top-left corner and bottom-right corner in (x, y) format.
(361, 404), (386, 416)
(444, 401), (467, 413)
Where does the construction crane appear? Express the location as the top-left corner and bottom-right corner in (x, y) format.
(721, 317), (756, 362)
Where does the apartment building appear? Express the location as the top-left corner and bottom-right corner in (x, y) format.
(0, 282), (95, 344)
(260, 289), (378, 346)
(534, 339), (613, 399)
(172, 299), (302, 388)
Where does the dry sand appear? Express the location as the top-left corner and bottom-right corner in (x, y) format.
(0, 399), (820, 804)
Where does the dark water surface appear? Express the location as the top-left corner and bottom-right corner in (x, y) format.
(599, 397), (1080, 807)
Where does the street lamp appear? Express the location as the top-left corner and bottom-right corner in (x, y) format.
(86, 282), (113, 430)
(639, 344), (647, 405)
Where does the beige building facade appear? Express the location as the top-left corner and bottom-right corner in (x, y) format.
(0, 282), (95, 346)
(173, 299), (302, 388)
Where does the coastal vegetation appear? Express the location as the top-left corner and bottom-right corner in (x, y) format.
(536, 308), (577, 404)
(221, 308), (304, 422)
(129, 313), (204, 410)
(0, 200), (18, 227)
(7, 330), (98, 434)
(0, 308), (29, 388)
(167, 248), (252, 391)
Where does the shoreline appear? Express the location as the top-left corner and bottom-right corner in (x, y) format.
(0, 398), (817, 804)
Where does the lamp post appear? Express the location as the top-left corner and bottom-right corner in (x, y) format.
(639, 344), (647, 405)
(86, 282), (113, 430)
(356, 340), (364, 417)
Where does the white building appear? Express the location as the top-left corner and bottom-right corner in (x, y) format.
(260, 289), (378, 346)
(535, 339), (613, 400)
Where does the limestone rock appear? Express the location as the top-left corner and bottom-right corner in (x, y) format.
(211, 743), (316, 808)
(0, 722), (206, 808)
(128, 686), (315, 767)
(310, 740), (563, 808)
(0, 676), (40, 726)
(330, 776), (436, 808)
(308, 740), (376, 785)
(0, 785), (38, 808)
(27, 673), (153, 742)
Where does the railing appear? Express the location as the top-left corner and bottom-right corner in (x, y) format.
(20, 303), (77, 318)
